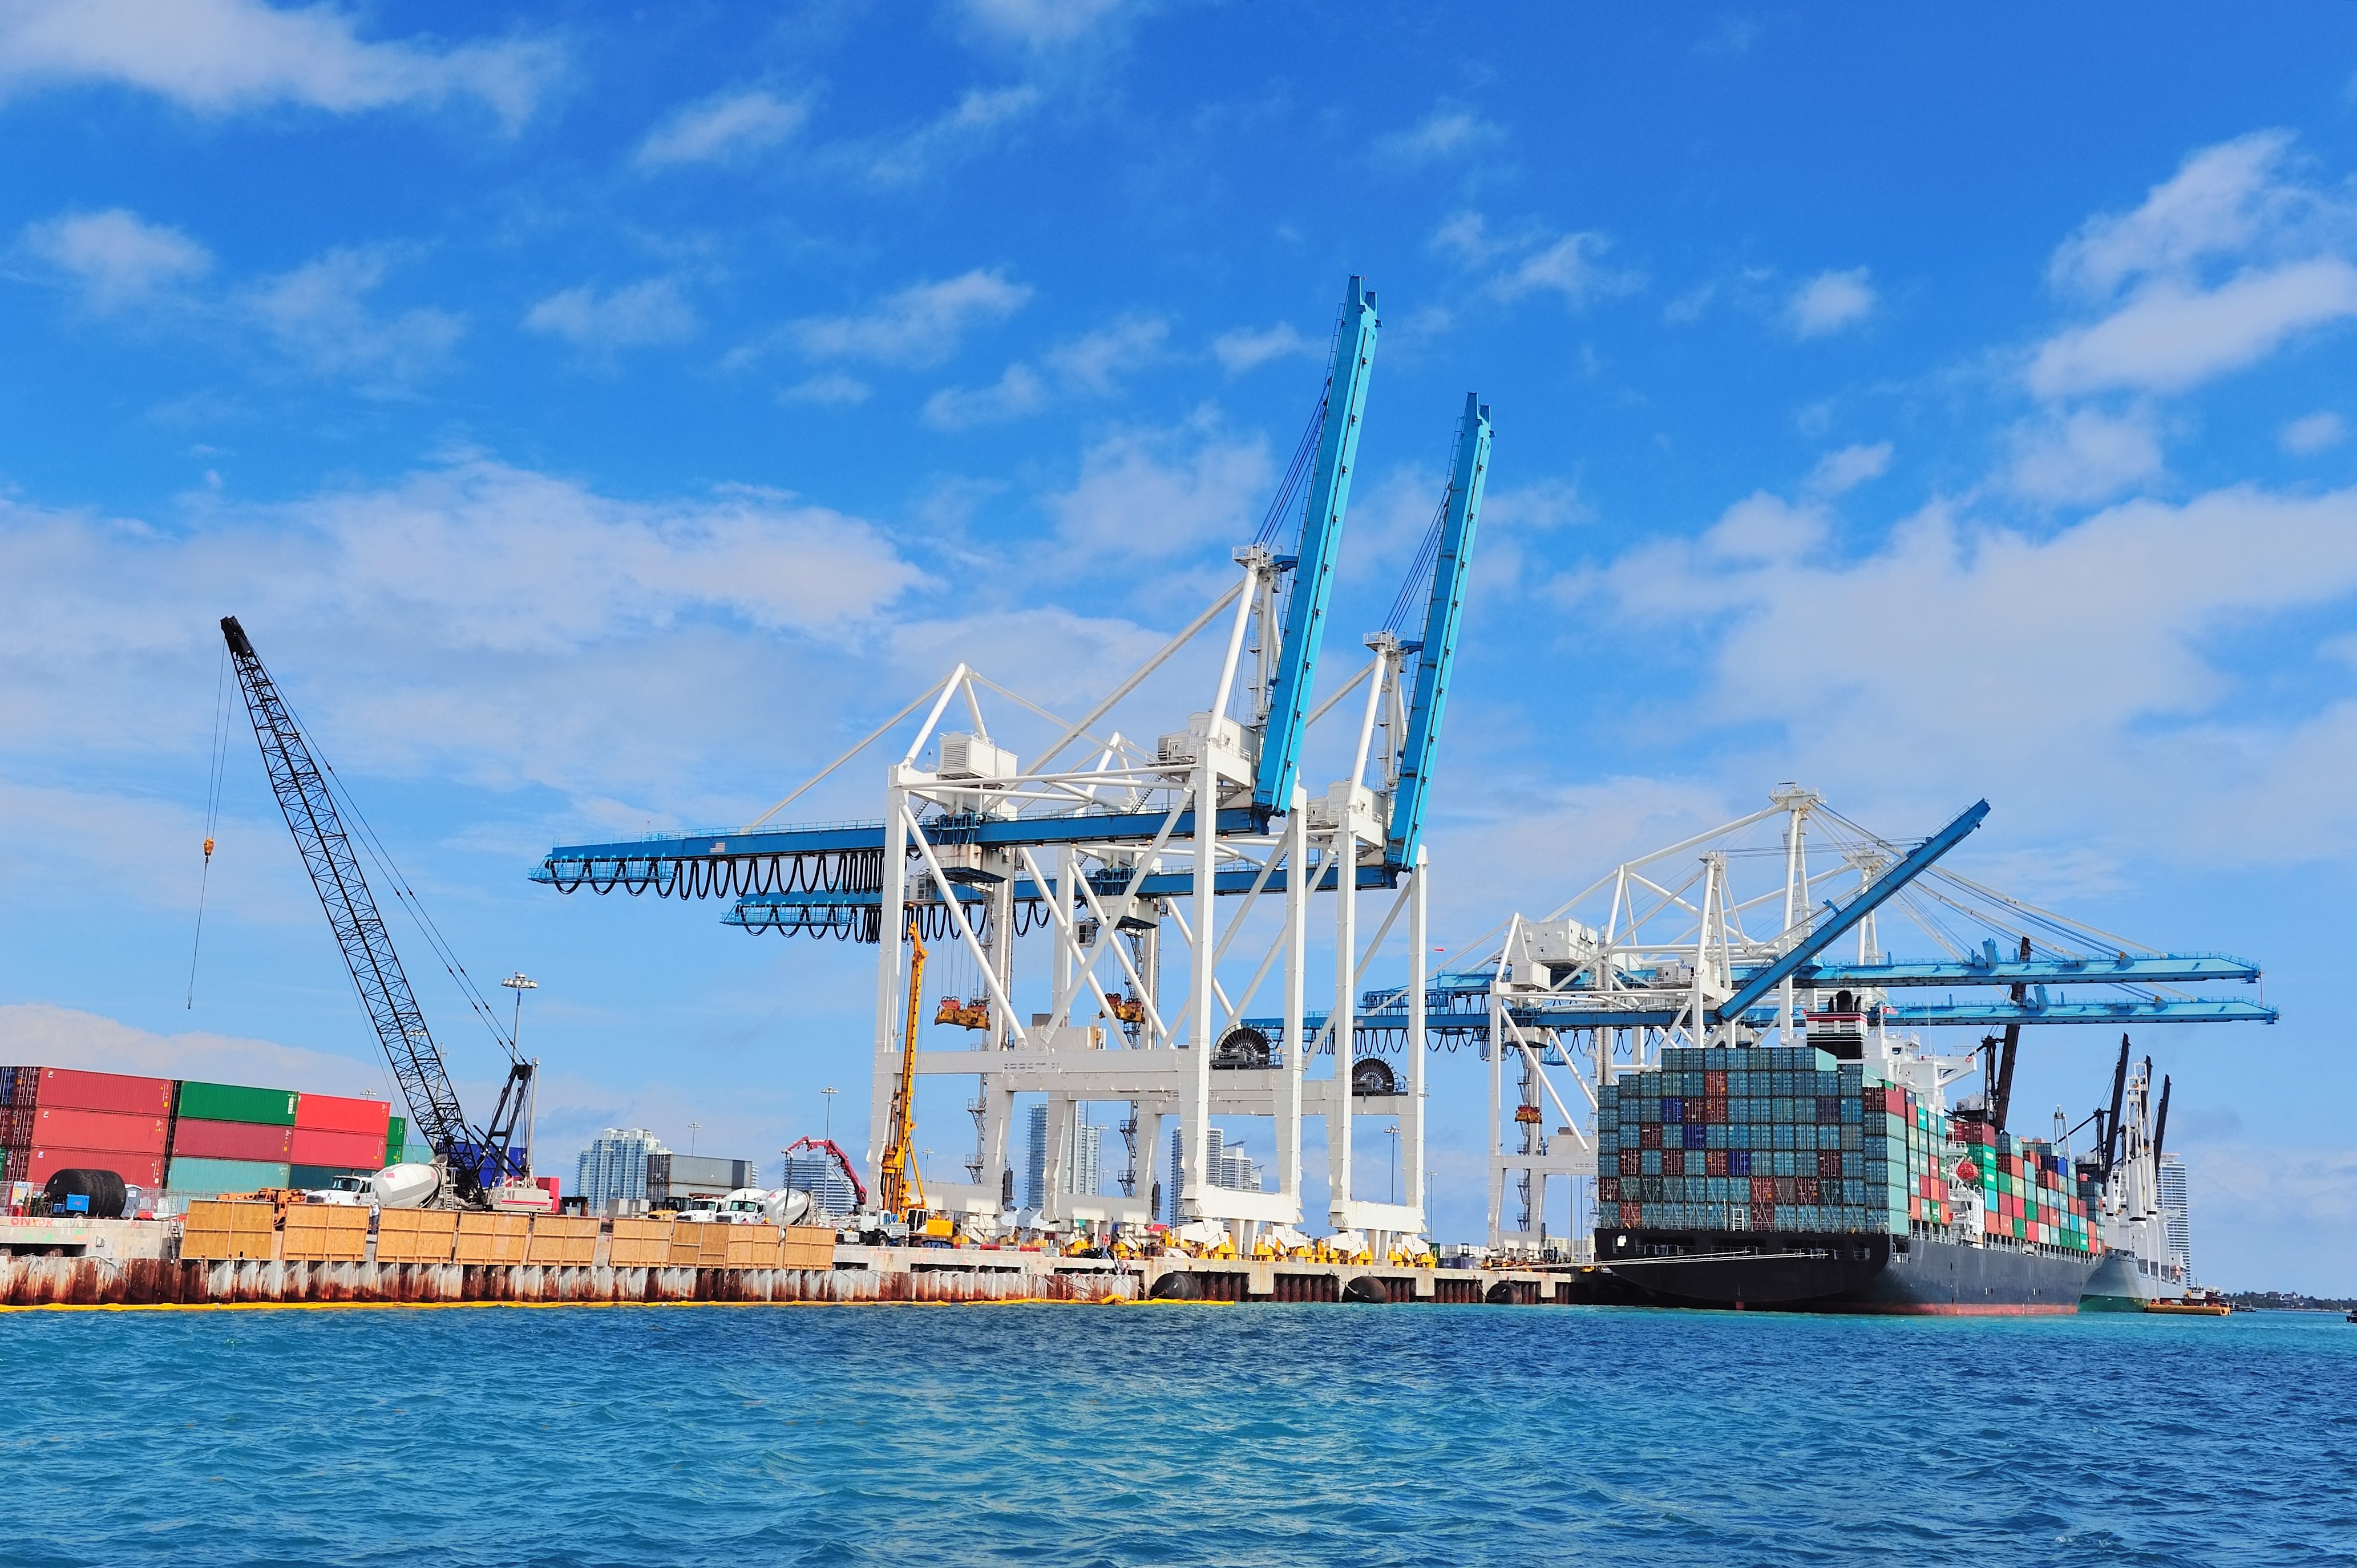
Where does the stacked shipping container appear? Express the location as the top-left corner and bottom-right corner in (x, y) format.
(1596, 1044), (2100, 1256)
(0, 1067), (393, 1199)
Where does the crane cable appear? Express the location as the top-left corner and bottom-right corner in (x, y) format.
(185, 642), (234, 1008)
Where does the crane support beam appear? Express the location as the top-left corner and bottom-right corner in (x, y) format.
(537, 807), (1265, 894)
(1775, 954), (2263, 988)
(1254, 275), (1379, 819)
(1256, 995), (2279, 1044)
(727, 859), (1394, 917)
(1385, 392), (1490, 871)
(1709, 800), (1990, 1024)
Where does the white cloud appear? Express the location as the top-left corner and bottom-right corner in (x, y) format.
(2005, 408), (2164, 503)
(1044, 411), (1272, 562)
(1702, 492), (1829, 561)
(1494, 232), (1638, 307)
(21, 207), (209, 309)
(2050, 131), (2299, 298)
(1787, 267), (1875, 337)
(0, 0), (557, 127)
(923, 363), (1048, 430)
(1572, 481), (2357, 863)
(791, 269), (1031, 367)
(783, 372), (871, 406)
(863, 84), (1040, 185)
(1043, 313), (1166, 394)
(1480, 479), (1590, 531)
(1375, 102), (1505, 167)
(2282, 411), (2346, 454)
(634, 88), (807, 169)
(523, 278), (698, 350)
(1212, 322), (1316, 374)
(952, 0), (1137, 53)
(243, 247), (463, 382)
(0, 1004), (391, 1099)
(2027, 259), (2357, 398)
(1806, 441), (1893, 496)
(1431, 210), (1514, 266)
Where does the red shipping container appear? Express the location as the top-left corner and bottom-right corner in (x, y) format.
(292, 1093), (390, 1137)
(289, 1127), (385, 1168)
(171, 1117), (293, 1162)
(30, 1146), (164, 1187)
(535, 1176), (559, 1209)
(32, 1067), (173, 1116)
(33, 1107), (168, 1154)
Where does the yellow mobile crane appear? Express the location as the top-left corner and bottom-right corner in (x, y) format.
(875, 921), (929, 1223)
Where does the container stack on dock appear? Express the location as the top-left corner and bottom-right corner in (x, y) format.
(169, 1080), (298, 1194)
(1, 1067), (175, 1191)
(1, 1066), (394, 1201)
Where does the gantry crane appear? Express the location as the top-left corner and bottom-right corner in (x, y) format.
(220, 616), (533, 1204)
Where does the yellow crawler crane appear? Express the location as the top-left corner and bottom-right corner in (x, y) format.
(876, 921), (927, 1219)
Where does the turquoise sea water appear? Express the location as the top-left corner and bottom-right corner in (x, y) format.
(5, 1302), (2353, 1565)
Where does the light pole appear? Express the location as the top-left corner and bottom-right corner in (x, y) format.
(821, 1085), (838, 1142)
(1385, 1123), (1400, 1204)
(502, 973), (539, 1183)
(689, 1121), (701, 1154)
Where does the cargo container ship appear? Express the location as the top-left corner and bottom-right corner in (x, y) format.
(1595, 1020), (2101, 1314)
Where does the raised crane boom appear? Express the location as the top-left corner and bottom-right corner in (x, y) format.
(1385, 392), (1491, 872)
(220, 615), (527, 1200)
(1254, 275), (1380, 820)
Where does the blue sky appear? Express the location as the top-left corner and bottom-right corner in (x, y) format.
(4, 2), (2356, 1289)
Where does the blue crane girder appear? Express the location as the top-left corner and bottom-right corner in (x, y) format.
(1253, 275), (1380, 819)
(1780, 954), (2262, 988)
(1384, 392), (1490, 872)
(726, 858), (1398, 917)
(1709, 799), (1989, 1023)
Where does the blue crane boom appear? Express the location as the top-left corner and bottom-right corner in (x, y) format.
(1253, 275), (1379, 820)
(1709, 799), (1988, 1024)
(1384, 392), (1490, 872)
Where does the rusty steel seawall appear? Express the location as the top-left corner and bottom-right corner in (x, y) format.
(0, 1255), (1141, 1308)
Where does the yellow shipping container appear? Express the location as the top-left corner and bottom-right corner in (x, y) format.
(374, 1208), (459, 1264)
(281, 1204), (369, 1262)
(180, 1200), (276, 1262)
(453, 1211), (530, 1266)
(780, 1224), (836, 1270)
(723, 1226), (782, 1270)
(524, 1214), (599, 1267)
(608, 1216), (673, 1267)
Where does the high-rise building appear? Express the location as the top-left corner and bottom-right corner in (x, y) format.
(1166, 1126), (1266, 1222)
(782, 1146), (860, 1220)
(2157, 1153), (2190, 1274)
(1025, 1104), (1103, 1210)
(576, 1128), (666, 1210)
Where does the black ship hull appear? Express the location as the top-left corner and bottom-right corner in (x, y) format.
(1597, 1229), (2097, 1315)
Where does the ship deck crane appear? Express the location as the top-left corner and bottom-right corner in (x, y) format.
(220, 616), (532, 1205)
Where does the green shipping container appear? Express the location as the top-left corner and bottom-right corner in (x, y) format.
(384, 1115), (406, 1162)
(176, 1080), (298, 1126)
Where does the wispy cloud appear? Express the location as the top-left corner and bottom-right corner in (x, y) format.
(244, 247), (464, 383)
(21, 207), (210, 310)
(2003, 408), (2164, 504)
(2028, 260), (2357, 398)
(790, 269), (1032, 367)
(523, 278), (698, 351)
(1805, 441), (1892, 496)
(1435, 212), (1642, 307)
(0, 0), (560, 128)
(1786, 267), (1876, 337)
(952, 0), (1142, 54)
(1374, 101), (1506, 167)
(783, 372), (871, 407)
(2049, 131), (2303, 298)
(635, 88), (807, 170)
(1044, 408), (1272, 563)
(862, 85), (1040, 185)
(1042, 313), (1165, 394)
(2283, 411), (2346, 454)
(923, 363), (1047, 430)
(1212, 321), (1317, 374)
